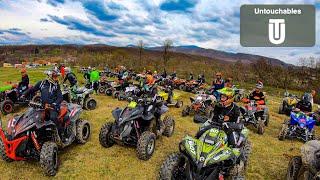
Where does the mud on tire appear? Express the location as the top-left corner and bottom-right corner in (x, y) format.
(278, 120), (289, 140)
(40, 142), (59, 176)
(163, 116), (175, 137)
(99, 122), (115, 148)
(287, 156), (302, 180)
(76, 119), (91, 144)
(136, 131), (156, 160)
(257, 117), (265, 135)
(0, 138), (12, 162)
(159, 152), (185, 180)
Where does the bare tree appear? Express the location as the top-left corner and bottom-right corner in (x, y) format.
(137, 40), (144, 63)
(163, 39), (173, 68)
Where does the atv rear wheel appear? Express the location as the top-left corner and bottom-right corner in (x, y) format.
(181, 106), (190, 117)
(137, 131), (156, 160)
(84, 98), (97, 110)
(257, 117), (265, 135)
(112, 91), (120, 99)
(76, 119), (91, 144)
(287, 156), (302, 180)
(279, 103), (284, 114)
(0, 138), (13, 162)
(0, 100), (14, 115)
(105, 88), (112, 96)
(99, 122), (115, 148)
(32, 95), (42, 103)
(163, 116), (175, 137)
(40, 142), (59, 176)
(175, 100), (183, 108)
(278, 121), (288, 140)
(159, 152), (186, 180)
(178, 85), (185, 91)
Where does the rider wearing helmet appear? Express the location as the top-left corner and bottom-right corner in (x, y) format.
(17, 68), (29, 94)
(296, 93), (312, 113)
(249, 81), (265, 105)
(23, 69), (63, 132)
(212, 72), (225, 100)
(63, 67), (77, 87)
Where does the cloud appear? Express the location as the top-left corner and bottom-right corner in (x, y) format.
(40, 18), (50, 22)
(48, 15), (115, 37)
(47, 0), (65, 7)
(160, 0), (197, 12)
(82, 0), (118, 21)
(0, 28), (27, 36)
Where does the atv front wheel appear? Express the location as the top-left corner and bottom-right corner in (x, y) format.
(287, 156), (302, 180)
(105, 89), (113, 96)
(32, 95), (42, 103)
(278, 121), (288, 140)
(175, 100), (183, 108)
(137, 131), (156, 160)
(181, 106), (190, 117)
(99, 122), (115, 148)
(112, 91), (120, 99)
(40, 142), (59, 176)
(0, 100), (14, 115)
(163, 116), (175, 137)
(76, 119), (91, 144)
(0, 138), (13, 162)
(98, 86), (106, 94)
(279, 103), (284, 114)
(159, 152), (186, 180)
(257, 118), (265, 135)
(264, 113), (270, 126)
(84, 98), (97, 110)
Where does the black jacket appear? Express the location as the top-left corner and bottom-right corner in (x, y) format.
(18, 75), (29, 90)
(212, 103), (240, 123)
(24, 79), (63, 111)
(63, 72), (77, 86)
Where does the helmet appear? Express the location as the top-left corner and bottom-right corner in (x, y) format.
(64, 67), (71, 73)
(154, 71), (157, 74)
(256, 82), (263, 89)
(301, 93), (312, 103)
(218, 87), (234, 98)
(21, 68), (27, 73)
(216, 72), (222, 76)
(45, 69), (60, 80)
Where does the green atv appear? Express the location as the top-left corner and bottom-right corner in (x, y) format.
(159, 118), (251, 180)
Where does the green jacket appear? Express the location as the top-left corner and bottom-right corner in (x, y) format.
(90, 70), (100, 82)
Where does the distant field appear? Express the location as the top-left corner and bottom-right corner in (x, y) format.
(0, 67), (317, 180)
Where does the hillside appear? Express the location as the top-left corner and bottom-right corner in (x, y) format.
(149, 45), (290, 67)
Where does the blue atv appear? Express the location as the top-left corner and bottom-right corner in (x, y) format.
(278, 111), (316, 142)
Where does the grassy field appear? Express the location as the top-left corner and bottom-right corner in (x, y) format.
(0, 67), (317, 180)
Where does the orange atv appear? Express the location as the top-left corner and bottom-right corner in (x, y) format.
(172, 78), (187, 90)
(182, 94), (216, 117)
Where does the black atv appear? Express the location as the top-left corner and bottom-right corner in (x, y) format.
(0, 86), (36, 115)
(99, 95), (175, 160)
(0, 102), (90, 176)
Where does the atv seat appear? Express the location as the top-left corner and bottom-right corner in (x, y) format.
(58, 105), (68, 120)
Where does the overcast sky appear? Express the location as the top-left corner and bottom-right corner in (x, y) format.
(0, 0), (319, 64)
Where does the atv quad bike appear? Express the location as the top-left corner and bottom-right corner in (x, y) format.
(99, 95), (175, 160)
(240, 100), (270, 135)
(107, 80), (130, 98)
(0, 101), (90, 176)
(0, 84), (35, 115)
(279, 91), (299, 115)
(182, 94), (216, 117)
(158, 86), (183, 108)
(159, 117), (251, 180)
(117, 85), (141, 101)
(172, 78), (186, 90)
(97, 79), (112, 95)
(287, 140), (320, 180)
(62, 85), (97, 110)
(278, 111), (315, 142)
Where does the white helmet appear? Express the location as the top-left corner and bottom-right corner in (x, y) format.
(65, 67), (71, 73)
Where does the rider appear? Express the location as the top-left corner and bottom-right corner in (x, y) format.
(249, 81), (265, 105)
(22, 69), (63, 133)
(17, 68), (29, 94)
(90, 67), (100, 94)
(211, 87), (248, 147)
(224, 78), (233, 88)
(63, 67), (78, 98)
(212, 72), (225, 100)
(296, 93), (313, 113)
(189, 73), (194, 80)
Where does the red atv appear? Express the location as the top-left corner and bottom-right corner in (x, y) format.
(0, 102), (90, 176)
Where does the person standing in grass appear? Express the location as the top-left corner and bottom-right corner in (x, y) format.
(90, 67), (100, 94)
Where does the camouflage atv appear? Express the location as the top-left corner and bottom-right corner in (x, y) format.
(159, 118), (251, 179)
(287, 140), (320, 180)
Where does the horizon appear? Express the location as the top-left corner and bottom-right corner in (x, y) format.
(0, 0), (319, 65)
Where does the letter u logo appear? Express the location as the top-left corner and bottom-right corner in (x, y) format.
(268, 19), (285, 45)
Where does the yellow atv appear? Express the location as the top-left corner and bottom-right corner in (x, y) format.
(159, 86), (183, 108)
(279, 91), (299, 115)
